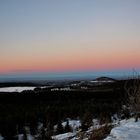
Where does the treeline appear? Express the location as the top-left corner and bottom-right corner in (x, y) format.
(0, 82), (39, 87)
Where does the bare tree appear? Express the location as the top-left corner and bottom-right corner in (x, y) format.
(125, 72), (140, 122)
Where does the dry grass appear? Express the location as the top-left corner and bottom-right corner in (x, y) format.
(89, 125), (112, 140)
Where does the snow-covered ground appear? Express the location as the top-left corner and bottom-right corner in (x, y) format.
(53, 118), (140, 140)
(0, 135), (3, 140)
(104, 118), (140, 140)
(62, 120), (81, 132)
(52, 132), (76, 140)
(0, 134), (34, 140)
(54, 119), (81, 133)
(16, 134), (34, 140)
(0, 87), (36, 92)
(53, 119), (81, 140)
(53, 119), (100, 140)
(1, 117), (140, 140)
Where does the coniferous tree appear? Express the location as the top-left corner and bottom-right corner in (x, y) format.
(40, 127), (46, 140)
(23, 127), (28, 140)
(81, 112), (93, 131)
(64, 120), (71, 132)
(56, 120), (64, 134)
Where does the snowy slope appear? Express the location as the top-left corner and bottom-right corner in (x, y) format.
(104, 118), (140, 140)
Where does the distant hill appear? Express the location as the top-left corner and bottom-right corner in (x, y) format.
(95, 76), (116, 82)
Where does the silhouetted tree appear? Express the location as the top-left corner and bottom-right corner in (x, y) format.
(23, 127), (27, 140)
(56, 120), (64, 134)
(64, 120), (71, 132)
(81, 112), (93, 131)
(125, 74), (140, 122)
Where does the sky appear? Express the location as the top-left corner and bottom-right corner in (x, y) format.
(0, 0), (140, 80)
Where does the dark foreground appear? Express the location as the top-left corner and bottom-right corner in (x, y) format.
(0, 79), (129, 140)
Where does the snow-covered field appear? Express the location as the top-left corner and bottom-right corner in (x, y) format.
(0, 87), (36, 92)
(104, 118), (140, 140)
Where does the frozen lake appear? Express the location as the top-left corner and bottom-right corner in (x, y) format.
(0, 87), (36, 92)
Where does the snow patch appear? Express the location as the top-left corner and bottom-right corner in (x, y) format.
(54, 120), (81, 133)
(104, 118), (140, 140)
(0, 87), (36, 92)
(0, 135), (4, 140)
(52, 132), (76, 140)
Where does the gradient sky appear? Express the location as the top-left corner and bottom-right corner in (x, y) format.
(0, 0), (140, 76)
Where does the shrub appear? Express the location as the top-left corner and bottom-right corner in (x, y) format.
(89, 125), (112, 140)
(125, 74), (140, 122)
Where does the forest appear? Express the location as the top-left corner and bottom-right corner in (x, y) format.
(0, 79), (132, 140)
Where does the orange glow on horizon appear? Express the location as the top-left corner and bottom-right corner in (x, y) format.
(0, 49), (139, 74)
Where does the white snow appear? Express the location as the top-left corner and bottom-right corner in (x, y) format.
(16, 134), (34, 140)
(54, 120), (81, 133)
(90, 80), (114, 83)
(53, 120), (81, 140)
(27, 134), (34, 140)
(111, 114), (120, 124)
(104, 118), (140, 140)
(17, 134), (24, 140)
(52, 132), (76, 140)
(0, 135), (3, 140)
(62, 120), (81, 132)
(51, 87), (71, 91)
(0, 87), (36, 92)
